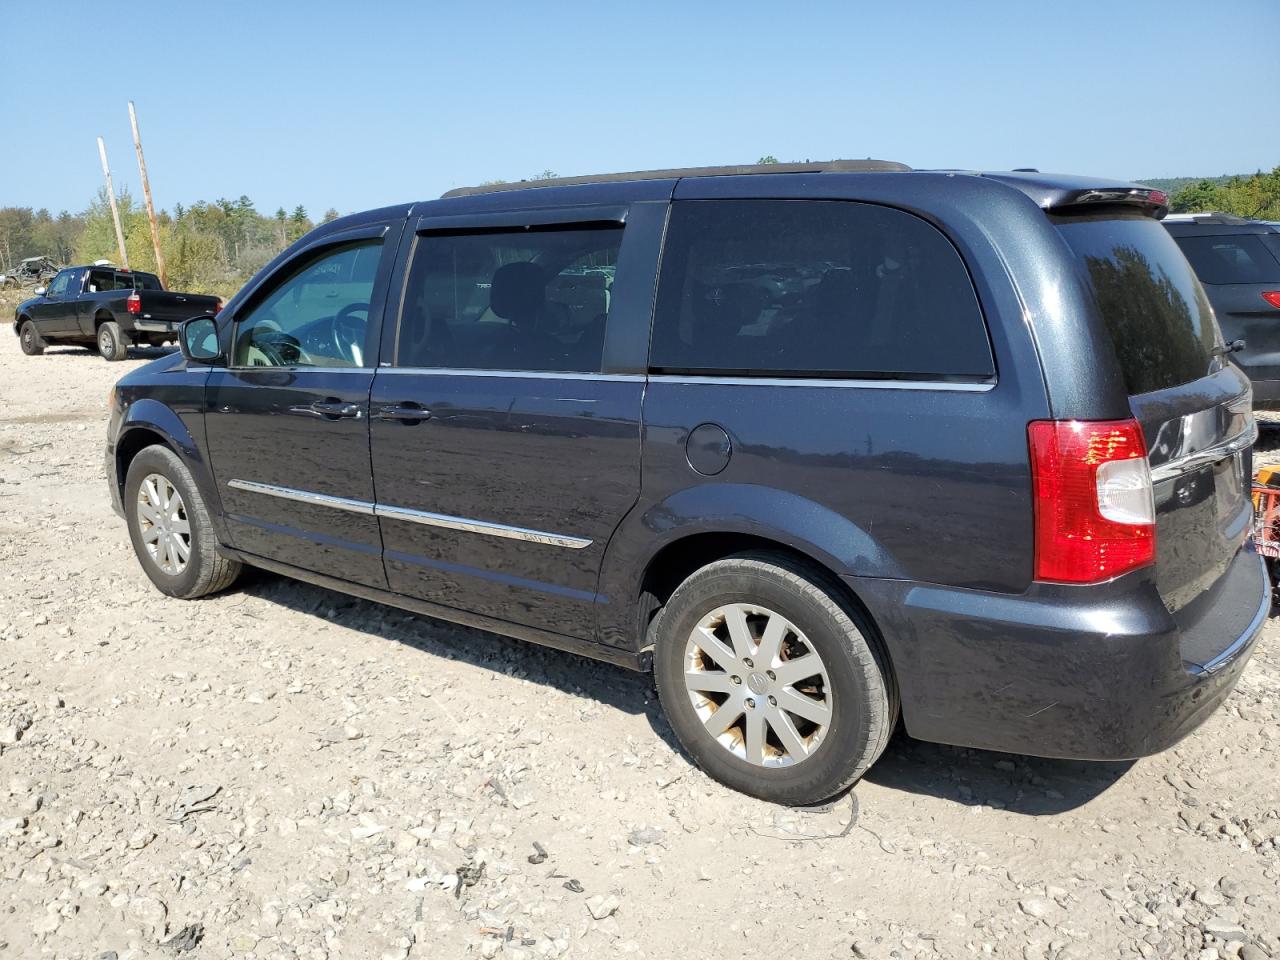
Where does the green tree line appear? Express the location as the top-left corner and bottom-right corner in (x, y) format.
(1, 194), (342, 298)
(1168, 166), (1280, 219)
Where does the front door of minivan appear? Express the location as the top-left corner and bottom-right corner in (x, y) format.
(203, 223), (403, 588)
(368, 204), (662, 640)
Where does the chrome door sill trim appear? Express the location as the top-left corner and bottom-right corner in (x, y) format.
(227, 479), (591, 549)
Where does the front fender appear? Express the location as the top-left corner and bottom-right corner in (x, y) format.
(595, 483), (899, 649)
(112, 394), (224, 538)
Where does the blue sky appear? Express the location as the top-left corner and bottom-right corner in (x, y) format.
(4, 0), (1278, 217)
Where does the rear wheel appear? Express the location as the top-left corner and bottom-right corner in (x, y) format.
(18, 320), (44, 356)
(124, 445), (241, 598)
(98, 321), (129, 361)
(653, 552), (896, 805)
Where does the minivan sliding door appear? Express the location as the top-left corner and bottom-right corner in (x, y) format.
(368, 203), (663, 640)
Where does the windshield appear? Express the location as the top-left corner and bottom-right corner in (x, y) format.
(1056, 216), (1222, 395)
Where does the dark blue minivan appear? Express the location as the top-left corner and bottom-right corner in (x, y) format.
(106, 161), (1268, 804)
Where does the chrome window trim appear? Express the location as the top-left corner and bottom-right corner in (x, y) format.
(377, 367), (644, 382)
(226, 479), (591, 549)
(1149, 421), (1258, 484)
(224, 366), (377, 374)
(226, 479), (375, 515)
(375, 369), (993, 389)
(648, 374), (995, 391)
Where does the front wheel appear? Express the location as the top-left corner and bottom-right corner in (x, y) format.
(18, 320), (45, 356)
(98, 321), (130, 361)
(653, 552), (897, 805)
(124, 445), (242, 599)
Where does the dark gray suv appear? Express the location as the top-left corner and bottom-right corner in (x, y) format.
(106, 161), (1269, 805)
(1163, 214), (1280, 408)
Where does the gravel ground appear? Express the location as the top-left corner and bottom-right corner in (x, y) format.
(1, 307), (1278, 960)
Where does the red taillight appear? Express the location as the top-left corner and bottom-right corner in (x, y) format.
(1027, 418), (1155, 583)
(126, 293), (141, 315)
(1262, 291), (1280, 310)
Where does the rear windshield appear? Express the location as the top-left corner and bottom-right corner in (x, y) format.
(122, 271), (162, 290)
(1173, 234), (1280, 285)
(1056, 216), (1221, 395)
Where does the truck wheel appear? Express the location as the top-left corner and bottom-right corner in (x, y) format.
(19, 320), (45, 356)
(653, 552), (897, 806)
(124, 445), (242, 599)
(98, 321), (130, 361)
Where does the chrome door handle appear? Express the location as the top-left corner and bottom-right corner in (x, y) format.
(310, 400), (362, 419)
(377, 403), (431, 422)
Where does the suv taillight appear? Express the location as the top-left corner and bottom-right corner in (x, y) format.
(1262, 291), (1280, 310)
(126, 293), (141, 314)
(1027, 419), (1155, 583)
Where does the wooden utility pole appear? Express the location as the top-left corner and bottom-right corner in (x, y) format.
(128, 101), (167, 286)
(96, 137), (129, 268)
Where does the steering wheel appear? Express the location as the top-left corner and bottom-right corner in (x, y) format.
(249, 329), (304, 367)
(333, 301), (370, 365)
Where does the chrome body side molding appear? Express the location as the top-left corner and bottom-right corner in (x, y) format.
(227, 479), (591, 549)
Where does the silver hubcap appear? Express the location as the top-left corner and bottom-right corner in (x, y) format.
(684, 602), (832, 767)
(136, 473), (191, 575)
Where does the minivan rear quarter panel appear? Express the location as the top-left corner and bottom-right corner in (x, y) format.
(598, 174), (1065, 652)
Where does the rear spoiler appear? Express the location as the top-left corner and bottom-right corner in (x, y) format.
(977, 172), (1170, 219)
(1049, 187), (1170, 219)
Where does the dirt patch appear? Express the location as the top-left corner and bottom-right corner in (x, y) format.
(0, 331), (1277, 960)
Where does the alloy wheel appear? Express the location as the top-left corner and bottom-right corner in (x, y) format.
(683, 602), (833, 767)
(136, 473), (191, 575)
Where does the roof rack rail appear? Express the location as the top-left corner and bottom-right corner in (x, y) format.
(1161, 211), (1254, 225)
(441, 159), (911, 199)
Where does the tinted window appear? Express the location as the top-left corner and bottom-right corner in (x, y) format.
(121, 271), (163, 291)
(397, 226), (620, 372)
(1174, 234), (1280, 285)
(46, 270), (72, 297)
(1057, 217), (1221, 395)
(87, 269), (114, 293)
(233, 239), (381, 368)
(649, 200), (992, 379)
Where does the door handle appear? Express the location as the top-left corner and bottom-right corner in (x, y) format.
(309, 399), (362, 419)
(377, 403), (431, 423)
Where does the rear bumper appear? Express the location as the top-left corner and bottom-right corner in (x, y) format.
(853, 548), (1269, 760)
(1249, 379), (1280, 410)
(130, 319), (178, 334)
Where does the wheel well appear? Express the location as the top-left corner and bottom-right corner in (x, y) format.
(114, 428), (170, 494)
(636, 533), (870, 649)
(95, 311), (114, 330)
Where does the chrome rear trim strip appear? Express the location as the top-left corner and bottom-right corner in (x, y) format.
(227, 479), (375, 515)
(648, 374), (995, 391)
(1149, 421), (1257, 484)
(226, 479), (591, 549)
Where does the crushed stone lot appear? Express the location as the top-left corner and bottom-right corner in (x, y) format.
(1, 319), (1278, 960)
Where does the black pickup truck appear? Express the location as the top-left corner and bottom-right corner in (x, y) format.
(13, 264), (221, 361)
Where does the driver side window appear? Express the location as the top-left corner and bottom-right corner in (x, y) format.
(233, 239), (382, 368)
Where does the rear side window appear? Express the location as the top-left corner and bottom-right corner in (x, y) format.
(1173, 234), (1280, 285)
(1057, 217), (1220, 395)
(650, 200), (993, 379)
(397, 226), (621, 373)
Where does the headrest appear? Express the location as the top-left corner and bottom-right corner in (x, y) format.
(490, 262), (546, 321)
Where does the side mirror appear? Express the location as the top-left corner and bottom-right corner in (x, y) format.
(33, 286), (47, 297)
(179, 314), (223, 363)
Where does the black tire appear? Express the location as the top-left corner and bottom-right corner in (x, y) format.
(18, 320), (44, 356)
(653, 552), (897, 805)
(124, 445), (242, 599)
(98, 320), (129, 361)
